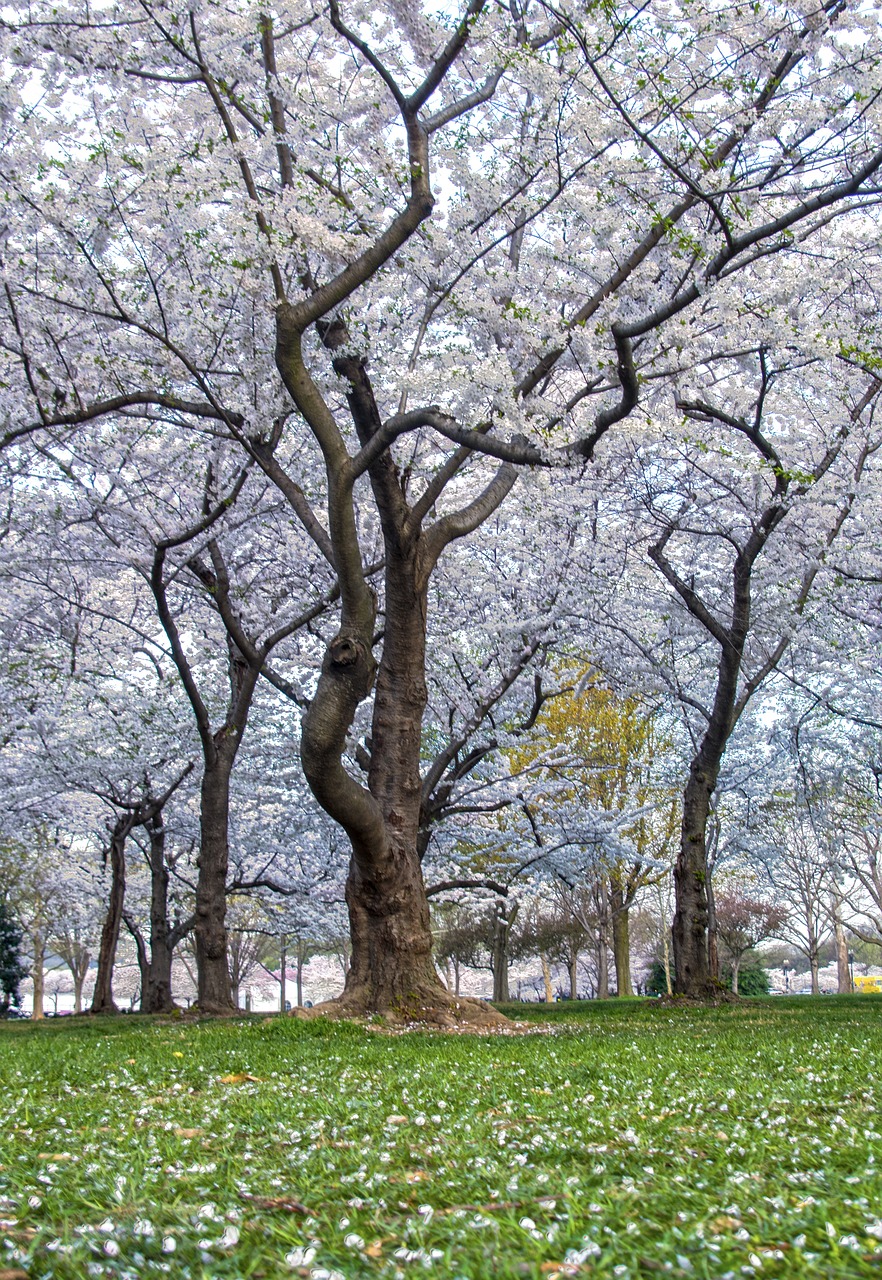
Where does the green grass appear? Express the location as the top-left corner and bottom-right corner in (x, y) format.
(2, 997), (882, 1278)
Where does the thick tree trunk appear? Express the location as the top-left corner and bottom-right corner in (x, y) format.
(195, 755), (235, 1013)
(810, 956), (820, 995)
(91, 820), (129, 1014)
(673, 762), (715, 996)
(491, 903), (517, 1002)
(610, 887), (633, 996)
(301, 538), (505, 1024)
(344, 551), (445, 1013)
(290, 332), (517, 1026)
(731, 957), (741, 995)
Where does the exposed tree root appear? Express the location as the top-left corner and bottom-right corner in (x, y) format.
(289, 984), (513, 1031)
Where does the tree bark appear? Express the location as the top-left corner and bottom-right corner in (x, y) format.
(31, 928), (45, 1020)
(491, 902), (518, 1002)
(810, 956), (820, 995)
(91, 818), (130, 1014)
(139, 812), (181, 1014)
(610, 885), (633, 996)
(731, 957), (741, 995)
(568, 951), (580, 1000)
(195, 752), (236, 1012)
(596, 939), (609, 999)
(833, 893), (852, 994)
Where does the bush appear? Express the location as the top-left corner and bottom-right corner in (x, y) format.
(723, 960), (770, 996)
(0, 900), (27, 1014)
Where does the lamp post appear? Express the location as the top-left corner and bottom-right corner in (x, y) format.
(848, 951), (855, 994)
(782, 961), (790, 994)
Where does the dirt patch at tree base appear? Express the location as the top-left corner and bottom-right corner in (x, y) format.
(287, 990), (546, 1033)
(655, 989), (741, 1007)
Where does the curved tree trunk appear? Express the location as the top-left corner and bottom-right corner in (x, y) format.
(284, 313), (518, 1025)
(91, 818), (130, 1014)
(340, 550), (447, 1014)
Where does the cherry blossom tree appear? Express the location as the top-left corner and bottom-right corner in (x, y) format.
(4, 0), (882, 1019)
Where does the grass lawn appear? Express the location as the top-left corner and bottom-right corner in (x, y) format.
(1, 997), (881, 1279)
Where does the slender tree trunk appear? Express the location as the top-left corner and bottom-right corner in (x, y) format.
(662, 925), (673, 995)
(454, 956), (461, 997)
(73, 963), (87, 1014)
(833, 897), (852, 994)
(91, 819), (130, 1014)
(296, 947), (305, 1009)
(280, 935), (287, 1011)
(140, 814), (178, 1014)
(731, 957), (741, 995)
(31, 929), (45, 1020)
(195, 753), (235, 1013)
(568, 951), (580, 1000)
(706, 866), (720, 983)
(610, 885), (633, 996)
(810, 956), (820, 995)
(540, 952), (554, 1003)
(596, 940), (609, 999)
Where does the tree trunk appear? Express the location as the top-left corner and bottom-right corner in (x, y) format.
(706, 866), (720, 983)
(810, 956), (820, 995)
(31, 929), (45, 1020)
(596, 940), (609, 1000)
(833, 897), (852, 994)
(662, 924), (673, 995)
(540, 952), (554, 1003)
(673, 762), (714, 997)
(568, 951), (580, 1000)
(140, 813), (178, 1014)
(491, 903), (517, 1003)
(731, 957), (741, 995)
(280, 935), (287, 1011)
(610, 886), (633, 996)
(73, 964), (87, 1014)
(91, 819), (130, 1014)
(195, 754), (235, 1013)
(291, 335), (516, 1025)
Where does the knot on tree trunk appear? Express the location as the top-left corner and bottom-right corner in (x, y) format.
(329, 635), (361, 667)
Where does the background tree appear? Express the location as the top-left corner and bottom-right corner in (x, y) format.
(714, 890), (786, 995)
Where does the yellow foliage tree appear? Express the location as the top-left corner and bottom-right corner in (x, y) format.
(510, 670), (679, 995)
